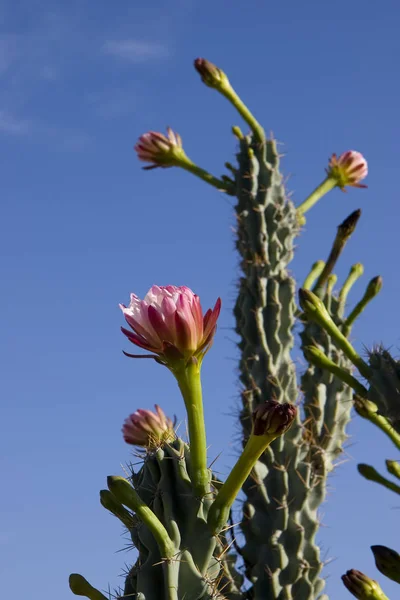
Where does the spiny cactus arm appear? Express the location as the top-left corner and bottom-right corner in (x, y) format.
(354, 397), (400, 451)
(69, 574), (109, 600)
(194, 58), (265, 143)
(386, 460), (400, 479)
(357, 464), (400, 495)
(299, 288), (372, 378)
(303, 345), (368, 396)
(107, 475), (176, 558)
(371, 544), (400, 584)
(342, 569), (390, 599)
(343, 276), (383, 336)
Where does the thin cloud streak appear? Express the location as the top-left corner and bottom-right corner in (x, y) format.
(103, 39), (170, 63)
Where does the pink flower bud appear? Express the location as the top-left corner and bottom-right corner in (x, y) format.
(134, 128), (185, 170)
(120, 285), (221, 363)
(122, 404), (176, 449)
(327, 151), (368, 190)
(252, 400), (297, 437)
(194, 58), (230, 90)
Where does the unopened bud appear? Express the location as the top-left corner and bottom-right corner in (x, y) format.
(252, 400), (297, 437)
(194, 58), (230, 91)
(371, 545), (400, 584)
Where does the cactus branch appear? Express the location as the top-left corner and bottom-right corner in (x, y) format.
(107, 476), (176, 558)
(303, 345), (368, 396)
(358, 464), (400, 495)
(174, 358), (210, 497)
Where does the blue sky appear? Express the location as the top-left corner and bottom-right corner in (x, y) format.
(1, 0), (400, 598)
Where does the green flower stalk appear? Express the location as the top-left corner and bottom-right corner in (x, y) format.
(341, 569), (389, 599)
(303, 345), (367, 396)
(338, 263), (365, 315)
(194, 58), (265, 143)
(353, 397), (400, 451)
(299, 288), (371, 378)
(357, 464), (400, 495)
(207, 401), (297, 535)
(386, 459), (400, 479)
(343, 276), (383, 336)
(69, 574), (108, 600)
(297, 151), (368, 218)
(371, 545), (400, 584)
(120, 285), (221, 497)
(135, 128), (234, 193)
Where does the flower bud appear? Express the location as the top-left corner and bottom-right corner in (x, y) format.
(134, 128), (186, 169)
(327, 151), (368, 190)
(341, 569), (388, 599)
(371, 544), (400, 584)
(252, 400), (297, 437)
(194, 58), (230, 91)
(122, 405), (176, 449)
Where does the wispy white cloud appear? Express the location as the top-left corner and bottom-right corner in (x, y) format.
(103, 39), (170, 63)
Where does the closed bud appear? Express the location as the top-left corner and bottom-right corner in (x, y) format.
(252, 400), (297, 437)
(194, 58), (230, 91)
(371, 545), (400, 584)
(341, 569), (388, 599)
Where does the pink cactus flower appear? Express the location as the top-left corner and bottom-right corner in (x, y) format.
(327, 150), (368, 190)
(134, 128), (185, 170)
(123, 405), (176, 449)
(120, 285), (221, 363)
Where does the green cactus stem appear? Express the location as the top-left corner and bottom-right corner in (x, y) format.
(357, 464), (400, 495)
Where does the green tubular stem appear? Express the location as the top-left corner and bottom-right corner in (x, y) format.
(180, 157), (235, 194)
(163, 561), (179, 600)
(208, 433), (275, 534)
(303, 345), (368, 396)
(343, 276), (383, 336)
(99, 490), (134, 529)
(107, 476), (175, 558)
(174, 359), (210, 498)
(356, 406), (400, 451)
(296, 176), (336, 217)
(303, 261), (325, 290)
(218, 85), (265, 143)
(300, 289), (372, 379)
(338, 263), (364, 315)
(358, 464), (400, 495)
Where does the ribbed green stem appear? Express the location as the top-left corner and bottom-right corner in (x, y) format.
(296, 176), (336, 217)
(174, 359), (209, 497)
(208, 434), (275, 534)
(303, 345), (368, 396)
(358, 464), (400, 495)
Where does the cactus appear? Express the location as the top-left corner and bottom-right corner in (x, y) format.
(69, 59), (380, 599)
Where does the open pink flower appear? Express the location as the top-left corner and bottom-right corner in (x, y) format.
(122, 405), (176, 449)
(134, 128), (185, 170)
(327, 150), (368, 190)
(120, 285), (221, 363)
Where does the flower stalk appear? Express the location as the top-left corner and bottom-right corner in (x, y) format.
(354, 396), (400, 451)
(357, 464), (400, 496)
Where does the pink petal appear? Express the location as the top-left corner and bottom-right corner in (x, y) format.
(121, 327), (156, 352)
